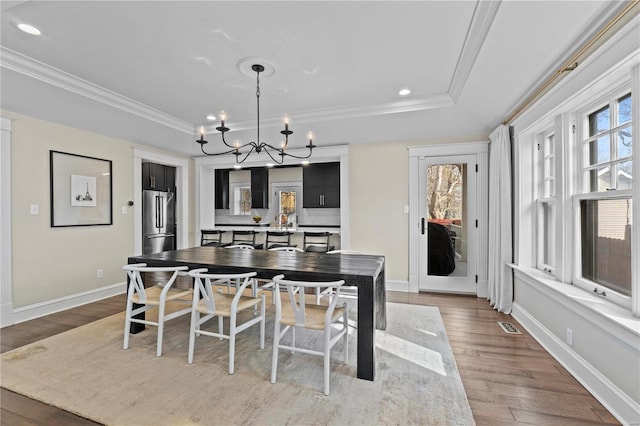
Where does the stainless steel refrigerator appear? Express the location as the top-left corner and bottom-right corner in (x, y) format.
(142, 190), (176, 254)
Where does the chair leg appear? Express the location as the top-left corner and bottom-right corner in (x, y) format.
(156, 303), (166, 357)
(123, 300), (133, 350)
(259, 296), (266, 349)
(324, 328), (331, 396)
(188, 310), (198, 364)
(218, 316), (224, 340)
(271, 322), (280, 384)
(229, 315), (236, 374)
(291, 326), (296, 354)
(343, 306), (349, 364)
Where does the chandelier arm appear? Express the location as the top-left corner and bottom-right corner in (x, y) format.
(261, 145), (285, 165)
(279, 147), (314, 160)
(201, 144), (239, 156)
(235, 144), (258, 164)
(220, 131), (237, 149)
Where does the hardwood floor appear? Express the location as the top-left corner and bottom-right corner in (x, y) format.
(1, 291), (620, 425)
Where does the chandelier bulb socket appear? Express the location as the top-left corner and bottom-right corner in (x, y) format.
(216, 126), (230, 133)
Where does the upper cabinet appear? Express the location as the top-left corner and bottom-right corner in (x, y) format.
(142, 162), (175, 192)
(303, 162), (340, 208)
(214, 169), (230, 209)
(250, 168), (269, 209)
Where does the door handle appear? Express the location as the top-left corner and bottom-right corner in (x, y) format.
(421, 218), (425, 235)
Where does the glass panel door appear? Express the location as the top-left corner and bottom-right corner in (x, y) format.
(419, 155), (477, 293)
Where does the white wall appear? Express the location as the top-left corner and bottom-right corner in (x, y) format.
(3, 112), (192, 324)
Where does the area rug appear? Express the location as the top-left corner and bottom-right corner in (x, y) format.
(1, 302), (474, 425)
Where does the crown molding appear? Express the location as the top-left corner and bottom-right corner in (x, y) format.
(0, 46), (194, 134)
(199, 92), (455, 135)
(448, 0), (502, 102)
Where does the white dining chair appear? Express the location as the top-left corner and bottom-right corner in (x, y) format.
(270, 274), (349, 395)
(122, 263), (192, 357)
(187, 269), (266, 374)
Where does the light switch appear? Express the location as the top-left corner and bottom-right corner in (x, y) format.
(121, 206), (128, 214)
(30, 204), (39, 215)
(403, 205), (409, 214)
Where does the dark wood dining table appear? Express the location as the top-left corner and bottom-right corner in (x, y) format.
(128, 246), (386, 381)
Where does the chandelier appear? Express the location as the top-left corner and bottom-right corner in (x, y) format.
(196, 63), (315, 164)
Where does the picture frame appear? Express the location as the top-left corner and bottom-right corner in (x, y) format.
(50, 150), (112, 227)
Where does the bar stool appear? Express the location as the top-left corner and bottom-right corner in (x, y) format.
(231, 230), (264, 249)
(200, 230), (229, 247)
(303, 231), (335, 253)
(265, 230), (294, 249)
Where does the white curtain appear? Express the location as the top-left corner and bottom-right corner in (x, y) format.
(488, 124), (513, 313)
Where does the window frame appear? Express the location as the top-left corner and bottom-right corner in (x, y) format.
(572, 86), (633, 309)
(535, 128), (557, 274)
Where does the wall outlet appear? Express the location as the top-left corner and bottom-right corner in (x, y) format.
(121, 206), (128, 214)
(566, 328), (573, 347)
(30, 204), (39, 215)
(97, 269), (104, 279)
(404, 205), (409, 214)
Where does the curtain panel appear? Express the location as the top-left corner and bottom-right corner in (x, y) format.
(488, 124), (513, 313)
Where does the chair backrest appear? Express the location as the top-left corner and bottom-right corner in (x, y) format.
(232, 230), (257, 246)
(226, 244), (255, 249)
(123, 263), (188, 303)
(303, 231), (332, 253)
(201, 230), (224, 246)
(265, 231), (293, 249)
(269, 246), (303, 252)
(272, 274), (345, 327)
(188, 269), (258, 314)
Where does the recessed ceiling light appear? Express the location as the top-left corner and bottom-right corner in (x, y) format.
(265, 163), (275, 168)
(17, 23), (42, 36)
(206, 115), (216, 121)
(233, 164), (242, 169)
(398, 88), (411, 96)
(301, 160), (310, 165)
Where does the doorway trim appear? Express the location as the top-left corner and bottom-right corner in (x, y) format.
(133, 149), (189, 255)
(408, 141), (489, 295)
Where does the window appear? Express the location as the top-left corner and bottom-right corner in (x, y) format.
(231, 185), (251, 215)
(536, 130), (556, 273)
(575, 92), (633, 306)
(278, 190), (297, 225)
(583, 94), (632, 192)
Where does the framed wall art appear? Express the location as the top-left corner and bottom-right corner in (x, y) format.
(50, 150), (113, 227)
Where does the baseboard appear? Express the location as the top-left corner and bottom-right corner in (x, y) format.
(476, 279), (488, 298)
(512, 302), (640, 425)
(386, 279), (408, 292)
(1, 302), (14, 328)
(9, 282), (127, 326)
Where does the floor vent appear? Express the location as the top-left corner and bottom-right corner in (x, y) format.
(497, 321), (521, 334)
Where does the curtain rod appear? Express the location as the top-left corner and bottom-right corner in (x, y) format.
(503, 0), (640, 125)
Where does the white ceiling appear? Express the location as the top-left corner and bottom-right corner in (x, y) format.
(0, 1), (627, 158)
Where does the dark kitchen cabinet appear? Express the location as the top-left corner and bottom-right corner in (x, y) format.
(303, 162), (340, 208)
(142, 162), (175, 192)
(251, 168), (269, 209)
(215, 169), (230, 209)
